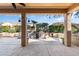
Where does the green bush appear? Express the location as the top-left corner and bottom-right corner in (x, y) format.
(49, 25), (64, 33)
(14, 26), (21, 32)
(9, 27), (16, 33)
(2, 26), (10, 32)
(2, 26), (16, 33)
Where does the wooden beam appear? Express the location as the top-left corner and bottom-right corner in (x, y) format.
(0, 8), (67, 13)
(21, 13), (26, 47)
(64, 13), (72, 47)
(67, 3), (79, 13)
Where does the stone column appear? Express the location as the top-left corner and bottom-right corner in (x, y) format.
(21, 13), (27, 47)
(64, 13), (72, 47)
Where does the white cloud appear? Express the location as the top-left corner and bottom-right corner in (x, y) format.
(54, 17), (64, 22)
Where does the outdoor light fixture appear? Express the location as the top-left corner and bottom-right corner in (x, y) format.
(28, 20), (30, 23)
(18, 19), (21, 22)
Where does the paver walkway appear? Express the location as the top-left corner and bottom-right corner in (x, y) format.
(0, 37), (79, 56)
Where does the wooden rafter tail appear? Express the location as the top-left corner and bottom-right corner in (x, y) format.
(19, 3), (26, 7)
(12, 3), (16, 9)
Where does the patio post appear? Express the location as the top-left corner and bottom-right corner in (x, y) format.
(21, 13), (27, 47)
(64, 13), (72, 47)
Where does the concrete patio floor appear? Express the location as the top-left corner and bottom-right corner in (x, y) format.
(0, 37), (79, 56)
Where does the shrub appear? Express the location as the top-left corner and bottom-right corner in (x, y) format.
(9, 27), (16, 33)
(2, 26), (10, 32)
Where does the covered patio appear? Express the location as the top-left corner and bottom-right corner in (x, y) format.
(0, 3), (79, 56)
(0, 38), (79, 56)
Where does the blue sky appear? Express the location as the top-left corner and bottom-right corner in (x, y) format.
(0, 14), (79, 25)
(0, 14), (21, 23)
(27, 14), (64, 25)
